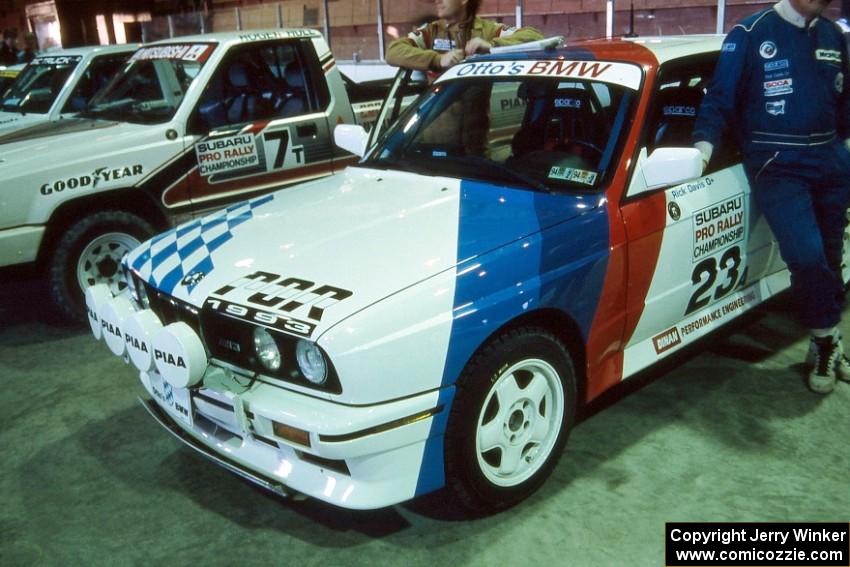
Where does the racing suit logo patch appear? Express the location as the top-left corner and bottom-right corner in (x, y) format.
(764, 59), (789, 71)
(815, 49), (841, 63)
(433, 38), (457, 51)
(763, 78), (793, 97)
(765, 99), (785, 116)
(836, 72), (844, 93)
(759, 41), (778, 59)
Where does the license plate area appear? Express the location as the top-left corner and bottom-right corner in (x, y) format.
(149, 371), (194, 427)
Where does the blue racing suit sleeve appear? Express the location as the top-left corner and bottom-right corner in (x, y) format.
(838, 31), (850, 140)
(693, 28), (751, 148)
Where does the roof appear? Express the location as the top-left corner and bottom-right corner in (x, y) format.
(146, 28), (322, 46)
(37, 43), (140, 58)
(472, 34), (723, 66)
(624, 34), (724, 63)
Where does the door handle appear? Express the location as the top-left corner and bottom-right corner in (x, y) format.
(297, 123), (317, 137)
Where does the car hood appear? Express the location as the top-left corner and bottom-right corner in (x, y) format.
(0, 111), (43, 136)
(0, 116), (122, 148)
(127, 166), (600, 338)
(0, 119), (147, 173)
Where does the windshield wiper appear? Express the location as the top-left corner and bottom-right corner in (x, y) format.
(425, 154), (552, 193)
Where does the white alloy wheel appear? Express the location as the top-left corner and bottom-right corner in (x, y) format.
(475, 358), (565, 487)
(76, 231), (141, 296)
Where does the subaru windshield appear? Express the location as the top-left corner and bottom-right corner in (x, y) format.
(366, 59), (642, 192)
(0, 55), (82, 114)
(82, 43), (215, 125)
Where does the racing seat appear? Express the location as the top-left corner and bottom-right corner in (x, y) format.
(277, 63), (308, 117)
(225, 61), (271, 124)
(547, 88), (602, 147)
(511, 87), (605, 165)
(651, 86), (704, 148)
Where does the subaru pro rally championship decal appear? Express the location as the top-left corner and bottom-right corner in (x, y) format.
(194, 125), (305, 182)
(204, 270), (353, 338)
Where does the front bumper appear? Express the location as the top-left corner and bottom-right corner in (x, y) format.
(0, 225), (45, 267)
(139, 365), (448, 510)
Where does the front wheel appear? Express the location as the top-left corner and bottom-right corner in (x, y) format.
(46, 211), (155, 323)
(444, 327), (577, 513)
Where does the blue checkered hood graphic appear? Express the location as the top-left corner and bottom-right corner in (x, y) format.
(130, 194), (274, 295)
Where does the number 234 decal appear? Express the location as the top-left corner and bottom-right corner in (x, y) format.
(685, 245), (748, 315)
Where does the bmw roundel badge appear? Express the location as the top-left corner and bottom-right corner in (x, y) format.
(181, 271), (206, 287)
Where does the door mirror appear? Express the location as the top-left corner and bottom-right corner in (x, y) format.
(641, 147), (703, 191)
(334, 124), (368, 158)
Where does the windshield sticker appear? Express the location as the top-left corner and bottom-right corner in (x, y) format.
(130, 44), (214, 63)
(548, 166), (598, 186)
(30, 55), (82, 66)
(437, 59), (642, 90)
(196, 134), (262, 177)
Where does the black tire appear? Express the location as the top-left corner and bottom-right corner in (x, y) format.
(46, 211), (155, 324)
(444, 327), (577, 513)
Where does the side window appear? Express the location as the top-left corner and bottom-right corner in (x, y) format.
(646, 56), (739, 173)
(191, 42), (313, 132)
(62, 54), (128, 113)
(647, 80), (705, 151)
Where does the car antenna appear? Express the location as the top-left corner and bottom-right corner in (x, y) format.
(624, 1), (638, 38)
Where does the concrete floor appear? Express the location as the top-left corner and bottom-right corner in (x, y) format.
(1, 272), (848, 566)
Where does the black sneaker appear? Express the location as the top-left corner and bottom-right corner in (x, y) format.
(808, 335), (838, 394)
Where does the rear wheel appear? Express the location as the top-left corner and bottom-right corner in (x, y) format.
(47, 211), (155, 323)
(444, 327), (577, 513)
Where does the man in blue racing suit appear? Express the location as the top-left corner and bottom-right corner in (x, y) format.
(694, 0), (850, 394)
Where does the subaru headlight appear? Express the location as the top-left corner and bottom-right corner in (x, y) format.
(296, 340), (327, 385)
(253, 327), (282, 371)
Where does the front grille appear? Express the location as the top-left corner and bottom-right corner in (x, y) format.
(138, 276), (203, 337)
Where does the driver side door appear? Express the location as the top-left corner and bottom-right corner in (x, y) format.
(186, 39), (333, 214)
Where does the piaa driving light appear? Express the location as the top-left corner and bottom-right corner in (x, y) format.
(296, 340), (327, 385)
(253, 327), (281, 371)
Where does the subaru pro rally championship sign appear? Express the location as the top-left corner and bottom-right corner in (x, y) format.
(195, 133), (262, 177)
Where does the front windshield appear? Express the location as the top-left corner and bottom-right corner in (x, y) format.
(367, 60), (641, 192)
(84, 43), (215, 124)
(0, 55), (81, 114)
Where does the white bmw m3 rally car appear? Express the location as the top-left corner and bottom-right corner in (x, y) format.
(86, 36), (848, 511)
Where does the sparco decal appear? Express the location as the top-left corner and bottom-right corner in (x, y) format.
(40, 165), (144, 195)
(213, 270), (353, 322)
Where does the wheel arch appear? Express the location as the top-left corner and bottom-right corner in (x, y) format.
(455, 308), (588, 406)
(36, 187), (170, 266)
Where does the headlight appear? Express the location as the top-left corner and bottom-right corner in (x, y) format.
(296, 340), (327, 385)
(253, 327), (281, 371)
